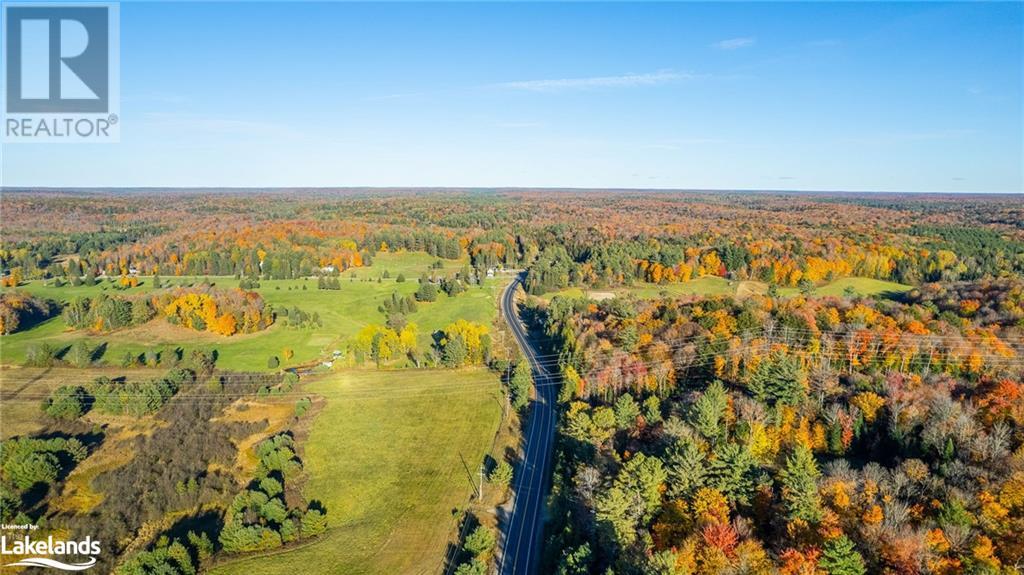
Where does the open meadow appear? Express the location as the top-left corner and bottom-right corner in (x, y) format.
(538, 275), (912, 302)
(209, 368), (504, 575)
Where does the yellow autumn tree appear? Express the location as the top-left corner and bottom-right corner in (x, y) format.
(441, 320), (490, 364)
(398, 323), (418, 353)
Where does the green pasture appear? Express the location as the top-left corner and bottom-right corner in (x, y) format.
(209, 367), (503, 575)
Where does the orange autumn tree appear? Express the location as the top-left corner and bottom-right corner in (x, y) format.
(158, 287), (272, 336)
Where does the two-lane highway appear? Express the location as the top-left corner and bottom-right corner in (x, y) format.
(498, 276), (558, 575)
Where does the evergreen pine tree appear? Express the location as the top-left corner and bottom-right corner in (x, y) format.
(748, 352), (807, 406)
(708, 442), (756, 506)
(819, 536), (866, 575)
(780, 445), (824, 523)
(509, 361), (532, 410)
(665, 436), (707, 498)
(690, 380), (728, 444)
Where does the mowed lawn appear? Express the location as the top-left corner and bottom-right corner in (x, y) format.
(210, 368), (503, 575)
(0, 252), (503, 371)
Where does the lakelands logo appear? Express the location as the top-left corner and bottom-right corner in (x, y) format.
(1, 1), (120, 142)
(1, 531), (101, 571)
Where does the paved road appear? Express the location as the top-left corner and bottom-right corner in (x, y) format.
(498, 276), (558, 575)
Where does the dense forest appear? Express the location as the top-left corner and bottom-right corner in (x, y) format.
(538, 278), (1024, 574)
(2, 191), (1022, 294)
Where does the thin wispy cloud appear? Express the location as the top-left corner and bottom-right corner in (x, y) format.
(493, 70), (694, 92)
(712, 37), (756, 50)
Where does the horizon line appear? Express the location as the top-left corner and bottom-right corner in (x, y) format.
(1, 186), (1021, 196)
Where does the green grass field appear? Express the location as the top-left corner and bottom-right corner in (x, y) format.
(209, 368), (503, 575)
(800, 277), (912, 298)
(538, 276), (735, 301)
(739, 277), (912, 299)
(0, 252), (502, 371)
(539, 275), (911, 302)
(622, 276), (737, 298)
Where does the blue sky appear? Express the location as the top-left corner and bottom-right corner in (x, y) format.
(2, 1), (1022, 192)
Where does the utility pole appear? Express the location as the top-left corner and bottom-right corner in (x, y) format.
(479, 463), (485, 501)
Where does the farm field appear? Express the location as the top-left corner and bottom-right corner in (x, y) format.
(538, 275), (912, 302)
(209, 368), (504, 575)
(0, 252), (503, 371)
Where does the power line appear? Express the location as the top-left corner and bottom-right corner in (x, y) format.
(4, 336), (1023, 404)
(2, 322), (1022, 403)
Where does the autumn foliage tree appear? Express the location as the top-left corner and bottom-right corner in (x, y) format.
(158, 287), (273, 336)
(0, 291), (53, 335)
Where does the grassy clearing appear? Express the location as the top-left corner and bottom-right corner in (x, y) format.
(361, 250), (470, 279)
(209, 368), (504, 575)
(738, 277), (912, 299)
(539, 276), (737, 300)
(0, 252), (501, 371)
(0, 366), (161, 439)
(804, 277), (912, 297)
(216, 399), (303, 482)
(540, 275), (912, 302)
(623, 277), (736, 298)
